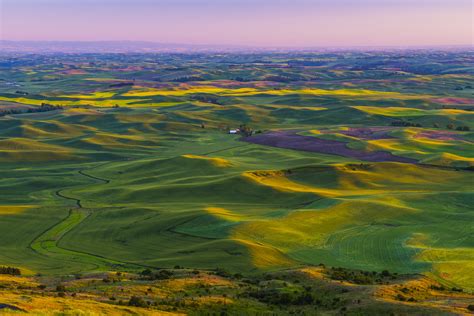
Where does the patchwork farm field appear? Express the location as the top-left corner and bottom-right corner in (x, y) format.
(0, 51), (473, 315)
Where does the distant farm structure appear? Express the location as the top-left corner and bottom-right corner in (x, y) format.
(227, 124), (255, 137)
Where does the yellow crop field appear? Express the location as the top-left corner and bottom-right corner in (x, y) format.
(121, 87), (424, 99)
(58, 91), (116, 99)
(408, 236), (474, 291)
(0, 205), (36, 215)
(205, 207), (243, 221)
(182, 154), (232, 167)
(353, 106), (473, 117)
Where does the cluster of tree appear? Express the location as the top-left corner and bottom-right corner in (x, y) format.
(327, 267), (398, 285)
(139, 268), (173, 280)
(454, 85), (472, 90)
(109, 82), (134, 88)
(126, 295), (186, 310)
(190, 94), (222, 105)
(239, 124), (253, 137)
(446, 124), (470, 131)
(28, 103), (64, 112)
(171, 76), (203, 82)
(391, 121), (422, 127)
(0, 266), (21, 275)
(213, 267), (233, 278)
(288, 60), (326, 67)
(0, 109), (23, 117)
(245, 288), (316, 306)
(56, 284), (66, 292)
(441, 105), (474, 112)
(232, 76), (249, 82)
(15, 90), (29, 95)
(392, 121), (471, 131)
(102, 275), (121, 283)
(128, 296), (149, 307)
(395, 293), (417, 302)
(264, 75), (292, 83)
(429, 284), (446, 291)
(0, 103), (63, 117)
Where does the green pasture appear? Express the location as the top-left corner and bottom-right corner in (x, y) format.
(0, 54), (472, 292)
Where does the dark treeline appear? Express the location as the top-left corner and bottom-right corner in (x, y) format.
(391, 120), (470, 131)
(0, 103), (63, 117)
(0, 266), (21, 275)
(391, 121), (422, 127)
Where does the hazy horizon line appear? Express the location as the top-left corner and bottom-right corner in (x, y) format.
(1, 40), (472, 53)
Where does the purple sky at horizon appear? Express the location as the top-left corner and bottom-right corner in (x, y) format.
(1, 0), (472, 47)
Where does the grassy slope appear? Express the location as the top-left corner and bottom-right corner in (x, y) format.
(0, 104), (472, 291)
(0, 55), (472, 298)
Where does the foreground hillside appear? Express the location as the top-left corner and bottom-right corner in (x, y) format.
(0, 51), (473, 314)
(1, 266), (473, 315)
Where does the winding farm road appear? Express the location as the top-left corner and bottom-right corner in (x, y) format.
(29, 163), (150, 273)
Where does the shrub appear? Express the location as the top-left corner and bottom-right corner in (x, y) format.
(430, 285), (445, 291)
(293, 293), (314, 305)
(155, 270), (173, 280)
(140, 268), (153, 276)
(396, 294), (406, 301)
(128, 296), (148, 307)
(214, 268), (231, 278)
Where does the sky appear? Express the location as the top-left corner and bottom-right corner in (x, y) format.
(0, 0), (472, 47)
